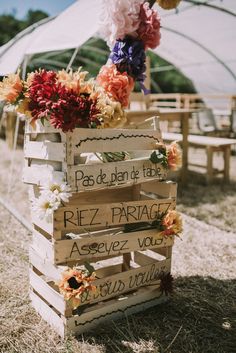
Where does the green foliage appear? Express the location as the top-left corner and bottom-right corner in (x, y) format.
(24, 9), (48, 27)
(149, 149), (168, 168)
(148, 50), (196, 93)
(0, 14), (23, 46)
(0, 9), (48, 46)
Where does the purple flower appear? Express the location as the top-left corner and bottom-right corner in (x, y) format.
(110, 37), (147, 89)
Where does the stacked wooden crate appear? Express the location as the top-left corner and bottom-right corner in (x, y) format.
(23, 120), (177, 338)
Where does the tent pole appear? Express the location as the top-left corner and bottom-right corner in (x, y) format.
(7, 54), (30, 201)
(66, 47), (79, 72)
(7, 114), (20, 198)
(22, 54), (31, 79)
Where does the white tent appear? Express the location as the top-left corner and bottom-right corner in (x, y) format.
(0, 0), (236, 94)
(155, 0), (236, 94)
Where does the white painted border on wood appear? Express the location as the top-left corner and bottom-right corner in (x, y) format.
(24, 141), (66, 162)
(69, 128), (163, 153)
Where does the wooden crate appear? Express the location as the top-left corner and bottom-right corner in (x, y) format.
(29, 245), (172, 338)
(29, 182), (176, 264)
(24, 120), (179, 337)
(23, 121), (167, 192)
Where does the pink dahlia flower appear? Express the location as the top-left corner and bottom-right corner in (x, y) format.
(97, 64), (134, 108)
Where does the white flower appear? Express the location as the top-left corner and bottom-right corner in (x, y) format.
(32, 194), (60, 222)
(40, 182), (72, 203)
(99, 0), (143, 48)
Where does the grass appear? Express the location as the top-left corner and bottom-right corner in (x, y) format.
(177, 178), (236, 232)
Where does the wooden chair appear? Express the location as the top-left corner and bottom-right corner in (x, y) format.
(196, 108), (218, 134)
(163, 132), (236, 183)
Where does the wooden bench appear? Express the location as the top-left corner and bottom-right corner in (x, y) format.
(163, 132), (236, 183)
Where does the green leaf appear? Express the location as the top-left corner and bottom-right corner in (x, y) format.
(84, 261), (95, 276)
(149, 151), (160, 164)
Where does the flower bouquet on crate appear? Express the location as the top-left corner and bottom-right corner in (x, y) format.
(0, 0), (182, 192)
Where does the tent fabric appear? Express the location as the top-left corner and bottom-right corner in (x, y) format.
(154, 0), (236, 94)
(0, 0), (235, 95)
(26, 0), (102, 54)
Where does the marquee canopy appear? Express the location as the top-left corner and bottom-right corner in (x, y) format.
(0, 0), (235, 94)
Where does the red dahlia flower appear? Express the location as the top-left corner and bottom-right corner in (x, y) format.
(49, 89), (101, 132)
(28, 70), (59, 123)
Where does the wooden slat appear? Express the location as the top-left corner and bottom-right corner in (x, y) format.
(30, 283), (168, 338)
(54, 197), (176, 232)
(66, 285), (167, 335)
(29, 246), (64, 281)
(30, 234), (126, 267)
(133, 250), (163, 266)
(68, 158), (167, 192)
(54, 228), (174, 264)
(152, 246), (173, 259)
(68, 184), (141, 205)
(141, 181), (177, 198)
(30, 257), (170, 313)
(70, 128), (163, 153)
(24, 141), (66, 162)
(30, 290), (65, 337)
(31, 216), (54, 237)
(32, 231), (54, 261)
(29, 268), (70, 316)
(25, 120), (62, 134)
(23, 166), (65, 185)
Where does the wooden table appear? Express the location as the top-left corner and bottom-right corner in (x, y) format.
(126, 108), (195, 184)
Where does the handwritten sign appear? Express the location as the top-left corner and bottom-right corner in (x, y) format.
(54, 228), (174, 264)
(78, 258), (171, 306)
(54, 198), (175, 232)
(70, 128), (163, 153)
(68, 158), (167, 192)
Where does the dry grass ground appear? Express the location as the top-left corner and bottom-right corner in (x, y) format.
(0, 140), (236, 353)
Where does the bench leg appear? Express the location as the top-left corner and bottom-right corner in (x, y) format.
(206, 146), (214, 183)
(223, 146), (231, 183)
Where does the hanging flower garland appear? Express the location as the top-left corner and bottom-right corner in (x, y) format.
(149, 141), (182, 171)
(98, 0), (162, 97)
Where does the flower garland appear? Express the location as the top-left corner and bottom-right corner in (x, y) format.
(123, 207), (183, 236)
(160, 209), (183, 236)
(149, 141), (182, 171)
(98, 0), (161, 97)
